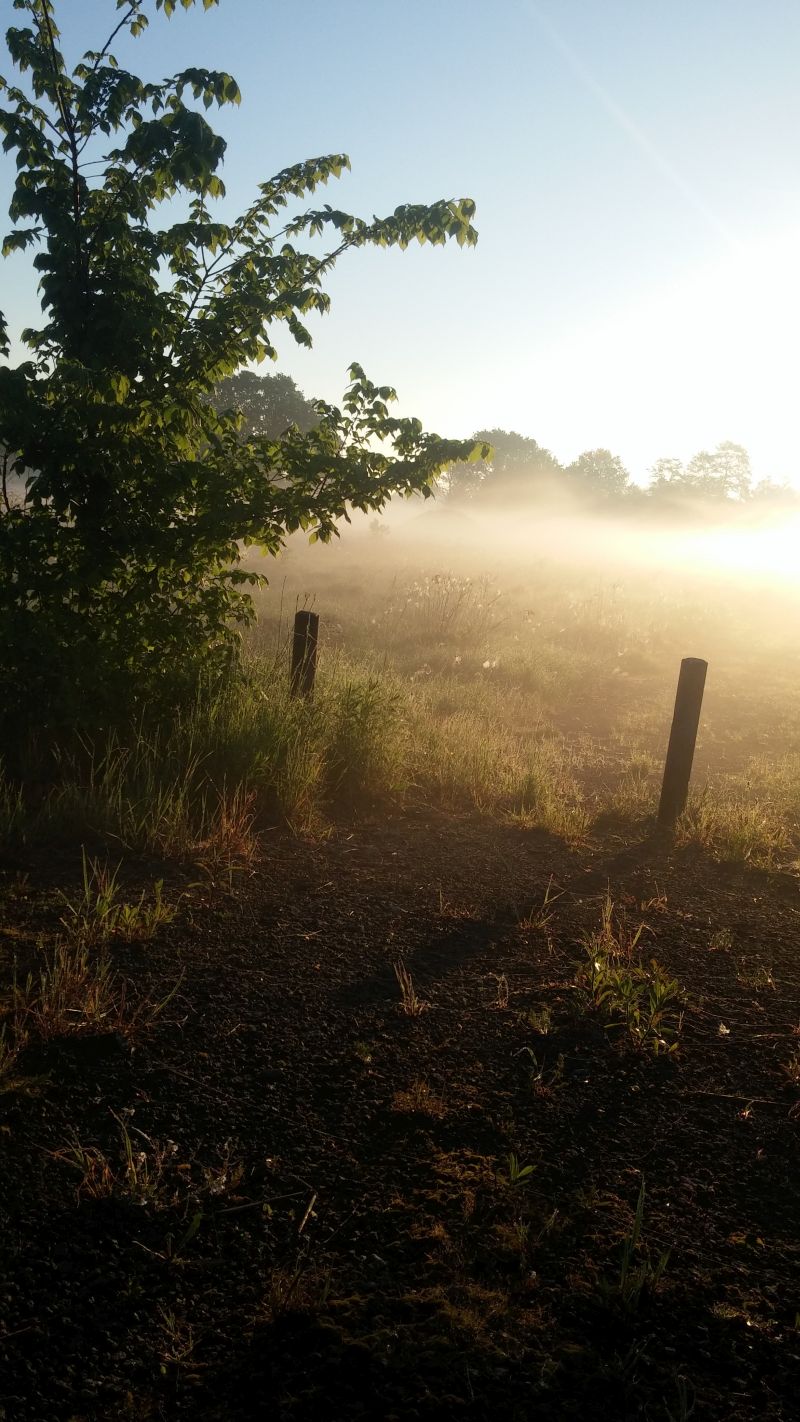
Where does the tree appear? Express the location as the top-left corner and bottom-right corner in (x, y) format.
(647, 444), (752, 502)
(566, 448), (629, 498)
(648, 457), (684, 493)
(0, 0), (487, 737)
(447, 429), (563, 503)
(211, 370), (318, 439)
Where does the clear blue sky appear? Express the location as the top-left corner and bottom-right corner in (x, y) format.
(4, 0), (800, 482)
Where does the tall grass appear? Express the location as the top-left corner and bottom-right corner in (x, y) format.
(0, 647), (592, 855)
(6, 551), (800, 862)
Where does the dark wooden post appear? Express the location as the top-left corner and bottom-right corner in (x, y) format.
(290, 610), (319, 698)
(657, 657), (708, 827)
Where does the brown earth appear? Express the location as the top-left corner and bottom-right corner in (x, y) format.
(2, 812), (800, 1420)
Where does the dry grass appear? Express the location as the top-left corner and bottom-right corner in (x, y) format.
(393, 957), (429, 1016)
(393, 1079), (446, 1116)
(678, 791), (791, 867)
(5, 530), (800, 861)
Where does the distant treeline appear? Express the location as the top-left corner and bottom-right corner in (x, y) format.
(5, 371), (792, 526)
(212, 375), (798, 524)
(445, 430), (799, 520)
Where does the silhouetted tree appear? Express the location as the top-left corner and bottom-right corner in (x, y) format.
(211, 370), (318, 438)
(447, 429), (564, 502)
(647, 443), (752, 501)
(566, 448), (630, 497)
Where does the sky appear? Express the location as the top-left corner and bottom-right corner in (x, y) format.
(3, 0), (800, 484)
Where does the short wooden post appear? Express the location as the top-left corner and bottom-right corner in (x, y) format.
(290, 610), (319, 698)
(657, 657), (708, 827)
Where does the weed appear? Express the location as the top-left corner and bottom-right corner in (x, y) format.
(15, 942), (121, 1039)
(60, 849), (175, 946)
(487, 972), (509, 1009)
(609, 751), (659, 823)
(709, 927), (733, 952)
(502, 1152), (536, 1187)
(780, 1048), (800, 1086)
(157, 1305), (199, 1372)
(394, 957), (428, 1016)
(518, 875), (563, 933)
(586, 889), (647, 962)
(527, 1004), (552, 1034)
(393, 1080), (446, 1116)
(14, 939), (182, 1043)
(665, 1372), (696, 1422)
(640, 886), (668, 913)
(736, 958), (776, 991)
(519, 1046), (566, 1097)
(202, 1142), (246, 1198)
(0, 766), (25, 848)
(52, 1113), (179, 1205)
(678, 790), (790, 867)
(612, 1178), (670, 1311)
(0, 1024), (23, 1089)
(582, 896), (684, 1054)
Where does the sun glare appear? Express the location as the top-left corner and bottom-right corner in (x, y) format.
(688, 517), (800, 582)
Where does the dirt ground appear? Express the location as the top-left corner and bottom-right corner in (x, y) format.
(2, 808), (799, 1420)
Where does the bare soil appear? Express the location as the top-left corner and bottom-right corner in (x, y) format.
(2, 813), (800, 1420)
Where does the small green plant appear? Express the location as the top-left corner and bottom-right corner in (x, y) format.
(52, 1113), (179, 1205)
(394, 957), (428, 1016)
(780, 1048), (800, 1086)
(60, 850), (175, 946)
(503, 1152), (536, 1187)
(665, 1371), (696, 1422)
(519, 1046), (566, 1097)
(527, 1004), (552, 1034)
(614, 1178), (670, 1311)
(587, 953), (685, 1055)
(582, 896), (684, 1054)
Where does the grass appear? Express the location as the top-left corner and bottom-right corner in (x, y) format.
(678, 791), (791, 867)
(14, 941), (123, 1040)
(51, 1113), (178, 1205)
(612, 1178), (670, 1312)
(394, 957), (429, 1016)
(10, 937), (181, 1046)
(4, 531), (800, 867)
(59, 850), (176, 946)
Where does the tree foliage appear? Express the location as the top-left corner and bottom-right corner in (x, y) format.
(448, 430), (787, 514)
(566, 448), (630, 497)
(210, 370), (318, 439)
(448, 429), (562, 502)
(0, 0), (487, 735)
(649, 442), (752, 501)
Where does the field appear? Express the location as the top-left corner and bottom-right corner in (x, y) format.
(2, 508), (800, 1420)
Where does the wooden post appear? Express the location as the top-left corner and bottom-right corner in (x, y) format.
(657, 657), (708, 827)
(290, 610), (319, 698)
